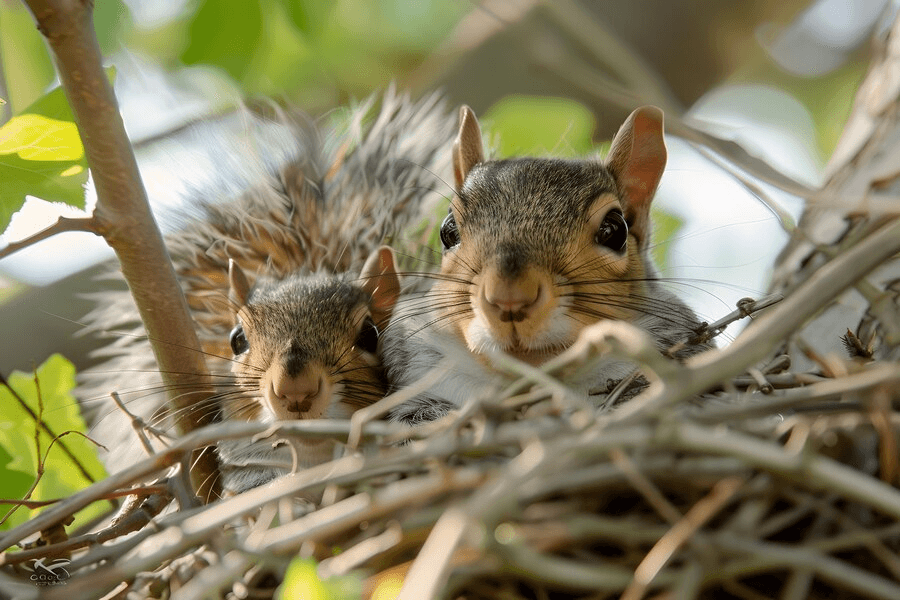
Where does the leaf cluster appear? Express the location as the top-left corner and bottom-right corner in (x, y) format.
(0, 355), (108, 532)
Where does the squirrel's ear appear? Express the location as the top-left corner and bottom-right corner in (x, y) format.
(228, 259), (251, 311)
(453, 105), (484, 190)
(606, 106), (667, 245)
(360, 246), (400, 328)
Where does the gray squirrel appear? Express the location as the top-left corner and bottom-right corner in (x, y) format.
(382, 105), (713, 424)
(80, 91), (454, 494)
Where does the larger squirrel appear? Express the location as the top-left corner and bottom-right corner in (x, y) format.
(383, 105), (713, 423)
(81, 91), (454, 494)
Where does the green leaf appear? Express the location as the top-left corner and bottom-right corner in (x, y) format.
(483, 96), (596, 158)
(0, 85), (89, 232)
(0, 355), (108, 531)
(278, 558), (362, 600)
(283, 0), (337, 38)
(0, 154), (86, 233)
(15, 81), (77, 123)
(92, 0), (131, 55)
(0, 436), (33, 525)
(0, 114), (84, 161)
(181, 0), (264, 84)
(0, 2), (56, 113)
(242, 0), (313, 95)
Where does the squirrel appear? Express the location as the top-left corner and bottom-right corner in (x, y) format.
(80, 90), (453, 494)
(381, 105), (714, 424)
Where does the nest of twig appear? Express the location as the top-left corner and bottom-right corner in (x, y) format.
(1, 290), (899, 600)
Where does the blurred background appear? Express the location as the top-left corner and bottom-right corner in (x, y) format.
(0, 0), (895, 374)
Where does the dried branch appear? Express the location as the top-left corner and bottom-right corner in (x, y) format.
(614, 217), (900, 423)
(712, 534), (900, 600)
(0, 418), (396, 553)
(622, 476), (744, 600)
(694, 362), (900, 423)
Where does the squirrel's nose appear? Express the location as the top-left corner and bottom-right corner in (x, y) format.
(484, 271), (543, 322)
(272, 372), (321, 414)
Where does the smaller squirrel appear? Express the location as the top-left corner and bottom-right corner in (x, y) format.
(382, 105), (713, 424)
(81, 91), (453, 494)
(215, 248), (399, 493)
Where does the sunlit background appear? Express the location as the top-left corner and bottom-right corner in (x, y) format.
(0, 0), (896, 373)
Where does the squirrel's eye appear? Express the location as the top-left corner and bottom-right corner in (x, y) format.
(356, 316), (379, 354)
(439, 213), (460, 250)
(594, 209), (628, 253)
(229, 325), (249, 355)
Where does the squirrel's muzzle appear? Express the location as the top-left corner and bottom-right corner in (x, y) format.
(480, 264), (552, 328)
(267, 364), (330, 420)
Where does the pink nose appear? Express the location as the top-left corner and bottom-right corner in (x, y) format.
(273, 374), (321, 414)
(484, 276), (541, 322)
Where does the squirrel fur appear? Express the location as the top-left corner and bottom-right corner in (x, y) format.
(382, 105), (713, 424)
(80, 90), (454, 494)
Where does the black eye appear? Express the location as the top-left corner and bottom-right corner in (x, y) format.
(356, 316), (379, 354)
(594, 209), (628, 253)
(229, 325), (249, 355)
(439, 213), (460, 250)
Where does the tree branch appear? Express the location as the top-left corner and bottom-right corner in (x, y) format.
(614, 217), (900, 422)
(0, 216), (96, 260)
(20, 0), (219, 501)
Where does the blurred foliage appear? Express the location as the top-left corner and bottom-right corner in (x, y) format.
(648, 207), (684, 274)
(0, 354), (109, 531)
(483, 95), (597, 158)
(772, 61), (866, 158)
(277, 557), (362, 600)
(730, 40), (869, 159)
(0, 0), (867, 239)
(0, 277), (23, 304)
(0, 1), (56, 116)
(134, 0), (468, 104)
(92, 0), (133, 56)
(0, 0), (128, 115)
